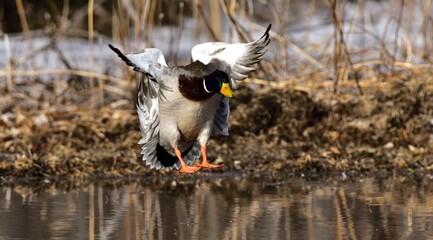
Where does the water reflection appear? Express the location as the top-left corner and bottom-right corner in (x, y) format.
(1, 177), (433, 239)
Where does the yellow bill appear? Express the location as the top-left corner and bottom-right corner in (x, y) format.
(220, 82), (234, 97)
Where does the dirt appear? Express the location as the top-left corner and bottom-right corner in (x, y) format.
(1, 72), (433, 182)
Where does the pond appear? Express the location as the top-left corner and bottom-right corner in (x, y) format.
(1, 175), (433, 239)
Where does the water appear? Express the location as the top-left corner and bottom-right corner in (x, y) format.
(1, 176), (433, 239)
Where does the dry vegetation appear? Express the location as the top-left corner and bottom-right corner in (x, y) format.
(0, 0), (433, 181)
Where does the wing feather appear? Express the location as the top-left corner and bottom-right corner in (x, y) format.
(213, 96), (230, 136)
(109, 44), (165, 169)
(108, 44), (167, 78)
(136, 75), (161, 169)
(191, 24), (271, 88)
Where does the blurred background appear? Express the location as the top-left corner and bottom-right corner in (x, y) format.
(1, 0), (432, 109)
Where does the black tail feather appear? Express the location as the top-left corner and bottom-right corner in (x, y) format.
(156, 144), (193, 167)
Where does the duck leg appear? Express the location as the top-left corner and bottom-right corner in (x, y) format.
(196, 145), (224, 169)
(175, 148), (201, 174)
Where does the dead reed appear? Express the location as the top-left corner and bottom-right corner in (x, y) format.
(1, 0), (432, 106)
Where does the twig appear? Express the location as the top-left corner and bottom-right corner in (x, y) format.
(68, 0), (105, 32)
(46, 0), (61, 16)
(352, 60), (431, 71)
(60, 0), (70, 32)
(210, 0), (222, 40)
(134, 0), (141, 48)
(0, 67), (129, 97)
(329, 0), (339, 89)
(0, 69), (127, 85)
(251, 23), (327, 71)
(392, 0), (405, 70)
(421, 0), (432, 62)
(97, 37), (105, 107)
(146, 0), (157, 48)
(88, 0), (95, 107)
(344, 1), (364, 95)
(4, 34), (13, 92)
(14, 0), (30, 32)
(50, 40), (88, 91)
(195, 1), (220, 41)
(218, 0), (249, 42)
(328, 0), (357, 94)
(171, 2), (185, 65)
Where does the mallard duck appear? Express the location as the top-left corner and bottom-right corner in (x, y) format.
(109, 24), (271, 173)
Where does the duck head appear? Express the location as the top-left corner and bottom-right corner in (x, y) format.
(203, 70), (233, 98)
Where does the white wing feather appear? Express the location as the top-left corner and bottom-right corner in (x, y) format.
(136, 75), (161, 169)
(109, 44), (165, 169)
(108, 44), (167, 78)
(191, 24), (271, 89)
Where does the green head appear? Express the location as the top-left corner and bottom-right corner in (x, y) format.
(203, 70), (233, 97)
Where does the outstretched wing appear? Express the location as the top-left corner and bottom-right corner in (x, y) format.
(191, 24), (271, 89)
(108, 44), (167, 78)
(136, 74), (162, 169)
(109, 44), (164, 169)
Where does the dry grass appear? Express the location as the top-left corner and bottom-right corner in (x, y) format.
(2, 0), (433, 102)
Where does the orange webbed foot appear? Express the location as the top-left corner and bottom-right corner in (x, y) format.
(175, 148), (202, 174)
(196, 145), (224, 170)
(197, 162), (224, 169)
(178, 165), (201, 174)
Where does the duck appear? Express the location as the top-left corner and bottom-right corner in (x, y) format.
(109, 24), (271, 173)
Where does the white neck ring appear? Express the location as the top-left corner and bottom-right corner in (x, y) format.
(203, 79), (212, 93)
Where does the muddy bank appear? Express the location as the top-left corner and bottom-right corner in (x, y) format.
(212, 72), (433, 176)
(1, 72), (432, 180)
